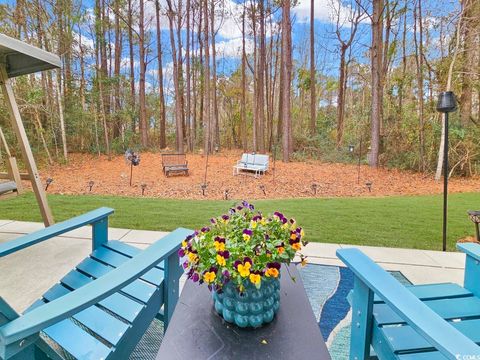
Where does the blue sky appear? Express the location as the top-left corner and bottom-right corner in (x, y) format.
(1, 0), (461, 96)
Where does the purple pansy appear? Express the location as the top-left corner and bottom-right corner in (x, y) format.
(178, 248), (185, 257)
(218, 250), (230, 259)
(243, 229), (253, 236)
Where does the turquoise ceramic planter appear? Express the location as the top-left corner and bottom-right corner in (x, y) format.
(212, 278), (281, 328)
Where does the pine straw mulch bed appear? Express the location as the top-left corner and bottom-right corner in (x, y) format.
(29, 151), (480, 201)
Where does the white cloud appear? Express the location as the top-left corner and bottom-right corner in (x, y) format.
(215, 38), (254, 58)
(293, 0), (362, 25)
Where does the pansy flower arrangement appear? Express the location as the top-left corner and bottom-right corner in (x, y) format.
(179, 201), (307, 293)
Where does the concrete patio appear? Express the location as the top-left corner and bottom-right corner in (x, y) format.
(0, 219), (465, 313)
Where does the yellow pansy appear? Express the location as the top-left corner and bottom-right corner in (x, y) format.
(216, 254), (226, 266)
(290, 233), (297, 240)
(182, 240), (188, 247)
(250, 221), (257, 229)
(204, 271), (216, 283)
(214, 241), (225, 252)
(265, 268), (279, 278)
(243, 234), (251, 242)
(281, 223), (289, 230)
(300, 229), (305, 237)
(188, 252), (198, 263)
(249, 273), (261, 285)
(260, 219), (267, 226)
(238, 263), (251, 277)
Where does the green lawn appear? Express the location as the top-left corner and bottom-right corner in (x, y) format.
(0, 192), (479, 251)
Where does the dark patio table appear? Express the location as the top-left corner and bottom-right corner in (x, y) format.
(156, 264), (331, 360)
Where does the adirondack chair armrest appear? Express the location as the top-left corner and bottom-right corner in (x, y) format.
(337, 248), (480, 357)
(0, 207), (114, 258)
(457, 243), (480, 261)
(457, 243), (480, 297)
(0, 227), (192, 349)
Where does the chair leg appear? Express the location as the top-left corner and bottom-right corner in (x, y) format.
(349, 276), (374, 360)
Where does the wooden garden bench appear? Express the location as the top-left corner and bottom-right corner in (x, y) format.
(337, 244), (480, 360)
(0, 207), (191, 360)
(233, 153), (269, 177)
(161, 154), (189, 177)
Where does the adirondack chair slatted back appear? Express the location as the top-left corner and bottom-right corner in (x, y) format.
(337, 247), (480, 360)
(0, 208), (190, 360)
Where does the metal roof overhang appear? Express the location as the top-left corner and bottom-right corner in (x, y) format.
(0, 33), (61, 78)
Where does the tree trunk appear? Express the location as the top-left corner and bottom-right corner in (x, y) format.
(167, 0), (185, 153)
(203, 0), (212, 154)
(155, 0), (167, 149)
(336, 46), (347, 147)
(127, 0), (136, 132)
(257, 0), (266, 153)
(435, 2), (464, 181)
(210, 0), (220, 150)
(309, 0), (316, 135)
(281, 0), (292, 162)
(241, 0), (247, 151)
(369, 0), (384, 168)
(186, 0), (193, 151)
(139, 0), (148, 146)
(413, 0), (425, 171)
(113, 0), (122, 139)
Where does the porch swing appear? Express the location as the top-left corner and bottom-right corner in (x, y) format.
(0, 33), (60, 225)
(0, 127), (23, 198)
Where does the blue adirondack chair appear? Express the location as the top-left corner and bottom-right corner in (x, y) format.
(0, 208), (191, 360)
(337, 244), (480, 360)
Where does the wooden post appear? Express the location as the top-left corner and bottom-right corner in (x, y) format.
(0, 127), (23, 193)
(0, 64), (54, 226)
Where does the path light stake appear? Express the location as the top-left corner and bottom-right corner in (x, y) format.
(201, 183), (207, 196)
(357, 136), (363, 184)
(437, 91), (457, 251)
(311, 183), (318, 195)
(88, 180), (94, 192)
(365, 181), (372, 192)
(141, 183), (147, 196)
(45, 178), (53, 191)
(259, 185), (266, 196)
(224, 189), (230, 200)
(467, 210), (480, 242)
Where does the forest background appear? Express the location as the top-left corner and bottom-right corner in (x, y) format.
(0, 0), (478, 178)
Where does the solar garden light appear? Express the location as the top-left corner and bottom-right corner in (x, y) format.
(224, 189), (230, 200)
(348, 144), (354, 153)
(88, 180), (94, 192)
(259, 184), (266, 196)
(214, 145), (219, 153)
(436, 91), (457, 252)
(467, 210), (480, 242)
(365, 181), (372, 192)
(201, 183), (207, 196)
(141, 183), (147, 196)
(311, 183), (318, 195)
(45, 178), (53, 191)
